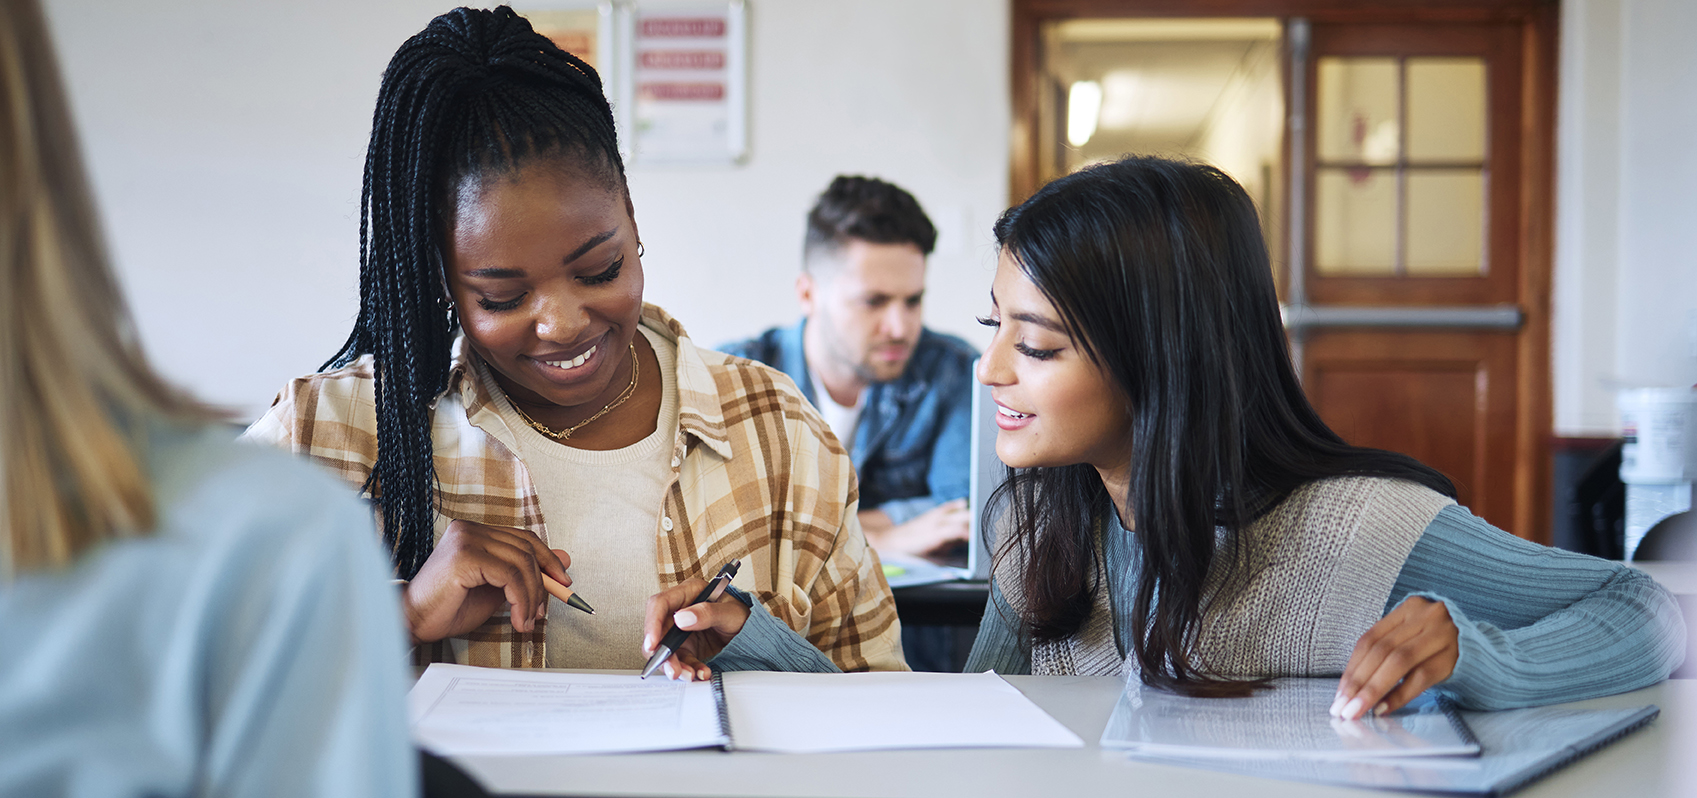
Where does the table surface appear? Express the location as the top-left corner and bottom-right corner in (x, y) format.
(1631, 560), (1697, 595)
(447, 676), (1696, 798)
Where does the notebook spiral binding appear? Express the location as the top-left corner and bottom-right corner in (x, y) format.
(711, 671), (734, 749)
(1437, 696), (1481, 751)
(1493, 706), (1660, 797)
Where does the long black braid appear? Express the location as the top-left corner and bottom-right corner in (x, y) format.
(322, 6), (626, 578)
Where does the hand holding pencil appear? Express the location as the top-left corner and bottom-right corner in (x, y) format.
(542, 573), (595, 615)
(399, 519), (591, 645)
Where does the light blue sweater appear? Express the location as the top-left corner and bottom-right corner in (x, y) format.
(0, 425), (416, 797)
(962, 504), (1687, 709)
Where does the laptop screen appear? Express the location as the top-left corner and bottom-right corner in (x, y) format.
(966, 362), (1007, 580)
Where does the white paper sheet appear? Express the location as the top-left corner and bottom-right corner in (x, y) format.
(409, 664), (725, 755)
(1099, 677), (1479, 760)
(721, 670), (1084, 753)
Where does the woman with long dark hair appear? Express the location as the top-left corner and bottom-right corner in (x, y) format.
(965, 156), (1683, 717)
(247, 6), (903, 676)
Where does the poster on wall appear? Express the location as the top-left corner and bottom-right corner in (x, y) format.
(519, 3), (615, 73)
(626, 0), (748, 164)
(521, 6), (603, 68)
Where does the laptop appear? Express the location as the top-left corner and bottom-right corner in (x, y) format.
(881, 365), (1005, 589)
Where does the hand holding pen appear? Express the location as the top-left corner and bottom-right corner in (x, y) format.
(640, 559), (745, 681)
(401, 519), (593, 645)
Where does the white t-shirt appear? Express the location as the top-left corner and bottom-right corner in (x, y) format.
(489, 326), (680, 669)
(809, 366), (864, 451)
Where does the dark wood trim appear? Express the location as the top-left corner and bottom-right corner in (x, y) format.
(1010, 3), (1042, 205)
(1513, 0), (1558, 544)
(1018, 0), (1546, 21)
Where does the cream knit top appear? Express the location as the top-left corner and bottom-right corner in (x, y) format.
(485, 327), (680, 669)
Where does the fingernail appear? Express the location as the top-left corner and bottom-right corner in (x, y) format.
(1328, 695), (1346, 717)
(643, 635), (654, 655)
(664, 663), (675, 679)
(675, 610), (697, 626)
(1374, 702), (1389, 716)
(1342, 698), (1364, 719)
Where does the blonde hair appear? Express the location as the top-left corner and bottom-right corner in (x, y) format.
(1, 0), (213, 572)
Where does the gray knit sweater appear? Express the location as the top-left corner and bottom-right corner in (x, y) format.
(964, 478), (1688, 710)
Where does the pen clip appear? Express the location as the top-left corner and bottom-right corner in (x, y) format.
(705, 558), (740, 599)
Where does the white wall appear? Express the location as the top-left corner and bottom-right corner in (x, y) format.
(1556, 0), (1697, 436)
(42, 0), (1009, 420)
(52, 0), (1688, 435)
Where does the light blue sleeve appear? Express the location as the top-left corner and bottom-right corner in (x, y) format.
(707, 586), (841, 673)
(1388, 505), (1687, 710)
(963, 582), (1032, 675)
(196, 452), (418, 798)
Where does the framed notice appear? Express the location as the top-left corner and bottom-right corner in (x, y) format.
(519, 3), (618, 77)
(623, 0), (748, 164)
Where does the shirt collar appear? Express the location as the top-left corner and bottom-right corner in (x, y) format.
(446, 303), (735, 461)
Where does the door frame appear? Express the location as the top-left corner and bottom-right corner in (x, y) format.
(1009, 0), (1558, 541)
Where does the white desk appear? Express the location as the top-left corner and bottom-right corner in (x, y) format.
(1631, 560), (1697, 596)
(448, 677), (1695, 798)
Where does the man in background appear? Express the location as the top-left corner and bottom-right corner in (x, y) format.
(721, 175), (977, 575)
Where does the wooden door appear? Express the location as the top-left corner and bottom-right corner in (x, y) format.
(1289, 17), (1554, 540)
(1010, 1), (1557, 541)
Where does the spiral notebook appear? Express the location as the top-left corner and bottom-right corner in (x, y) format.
(409, 664), (1082, 756)
(1101, 677), (1481, 760)
(1104, 677), (1659, 796)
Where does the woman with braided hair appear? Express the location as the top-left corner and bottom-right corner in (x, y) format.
(247, 6), (904, 675)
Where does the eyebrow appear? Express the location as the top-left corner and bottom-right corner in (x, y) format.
(463, 227), (620, 279)
(563, 227), (619, 265)
(466, 266), (525, 279)
(1010, 311), (1067, 333)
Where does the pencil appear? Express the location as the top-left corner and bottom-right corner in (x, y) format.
(542, 574), (595, 615)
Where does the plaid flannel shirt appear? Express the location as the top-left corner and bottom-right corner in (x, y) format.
(245, 304), (904, 672)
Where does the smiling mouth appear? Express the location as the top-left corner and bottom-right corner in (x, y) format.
(997, 405), (1032, 420)
(540, 345), (597, 371)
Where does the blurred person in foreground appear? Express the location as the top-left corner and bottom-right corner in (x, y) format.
(721, 176), (978, 565)
(0, 1), (415, 794)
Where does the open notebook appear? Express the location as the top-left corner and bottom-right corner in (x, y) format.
(409, 664), (1083, 756)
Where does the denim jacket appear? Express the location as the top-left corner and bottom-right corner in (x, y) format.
(719, 319), (977, 524)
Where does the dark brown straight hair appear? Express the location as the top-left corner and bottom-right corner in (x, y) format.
(990, 156), (1455, 696)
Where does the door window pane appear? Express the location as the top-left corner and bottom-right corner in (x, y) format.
(1406, 170), (1485, 274)
(1316, 167), (1397, 274)
(1407, 58), (1486, 162)
(1316, 57), (1399, 164)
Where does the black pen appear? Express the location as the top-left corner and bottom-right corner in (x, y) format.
(641, 559), (741, 679)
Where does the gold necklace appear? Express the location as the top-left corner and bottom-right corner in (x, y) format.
(511, 343), (640, 441)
